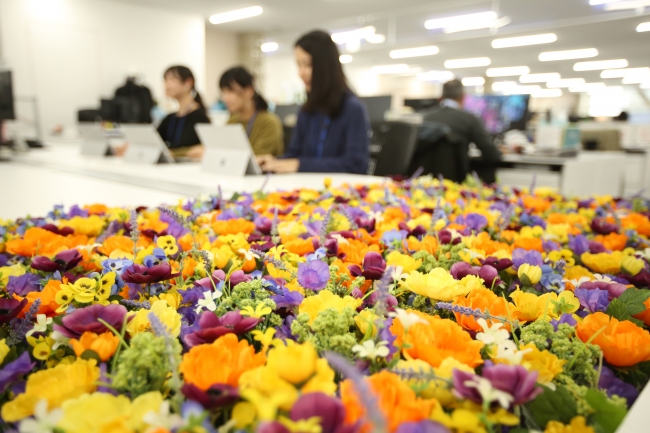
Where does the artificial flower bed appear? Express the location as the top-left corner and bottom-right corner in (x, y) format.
(1, 176), (650, 433)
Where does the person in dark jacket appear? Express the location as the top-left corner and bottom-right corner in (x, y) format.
(411, 79), (502, 182)
(256, 30), (370, 174)
(156, 66), (210, 158)
(114, 77), (154, 123)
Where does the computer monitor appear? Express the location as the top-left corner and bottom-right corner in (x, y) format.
(0, 71), (15, 121)
(463, 94), (530, 135)
(404, 98), (439, 112)
(359, 96), (392, 122)
(273, 104), (300, 125)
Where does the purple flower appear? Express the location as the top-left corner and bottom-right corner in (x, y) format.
(575, 288), (610, 313)
(271, 288), (304, 309)
(550, 313), (578, 331)
(195, 270), (226, 290)
(396, 421), (450, 433)
(6, 274), (41, 297)
(465, 213), (488, 232)
(229, 270), (252, 287)
(480, 257), (513, 271)
(589, 241), (607, 254)
(452, 369), (484, 404)
(591, 218), (618, 235)
(183, 311), (260, 347)
(381, 229), (407, 246)
(598, 366), (638, 407)
(577, 281), (627, 301)
(478, 265), (500, 287)
(543, 239), (561, 253)
(450, 262), (479, 280)
(53, 304), (129, 338)
(349, 252), (386, 281)
(181, 383), (239, 410)
(30, 249), (82, 273)
(512, 248), (543, 269)
(0, 352), (36, 393)
(438, 229), (461, 245)
(254, 216), (273, 234)
(290, 393), (354, 433)
(482, 363), (542, 406)
(297, 260), (330, 291)
(122, 263), (180, 284)
(568, 235), (590, 256)
(0, 298), (29, 324)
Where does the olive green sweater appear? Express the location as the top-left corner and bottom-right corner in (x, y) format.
(227, 111), (284, 156)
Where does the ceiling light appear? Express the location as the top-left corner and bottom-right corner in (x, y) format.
(339, 54), (353, 64)
(444, 16), (511, 34)
(486, 66), (530, 77)
(371, 64), (410, 74)
(491, 33), (557, 48)
(365, 34), (386, 44)
(604, 1), (649, 11)
(589, 0), (624, 4)
(390, 46), (439, 59)
(637, 22), (650, 32)
(346, 39), (360, 53)
(504, 85), (541, 95)
(209, 6), (262, 24)
(444, 57), (491, 69)
(532, 89), (563, 98)
(622, 75), (650, 84)
(569, 82), (606, 92)
(491, 81), (518, 91)
(425, 11), (496, 30)
(539, 48), (598, 61)
(519, 73), (561, 83)
(416, 70), (455, 82)
(573, 59), (628, 71)
(547, 78), (586, 88)
(260, 42), (278, 53)
(462, 77), (485, 86)
(601, 67), (650, 78)
(331, 26), (376, 44)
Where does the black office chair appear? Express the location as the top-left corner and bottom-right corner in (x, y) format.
(408, 121), (469, 183)
(367, 121), (419, 177)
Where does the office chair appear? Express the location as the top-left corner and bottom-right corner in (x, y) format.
(408, 121), (469, 183)
(367, 121), (419, 177)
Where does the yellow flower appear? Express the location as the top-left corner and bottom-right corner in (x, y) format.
(396, 358), (473, 406)
(57, 392), (131, 433)
(156, 235), (179, 256)
(548, 249), (576, 267)
(126, 300), (181, 338)
(150, 292), (182, 310)
(546, 224), (571, 243)
(401, 268), (472, 301)
(354, 309), (378, 338)
(0, 264), (25, 289)
(69, 278), (97, 304)
(239, 367), (299, 413)
(33, 342), (52, 360)
(97, 272), (115, 302)
(518, 264), (542, 285)
(266, 342), (319, 385)
(241, 304), (272, 319)
(511, 289), (546, 322)
(581, 252), (623, 275)
(548, 291), (580, 319)
(407, 214), (432, 231)
(521, 343), (566, 385)
(459, 274), (485, 293)
(1, 358), (100, 422)
(279, 416), (322, 433)
(0, 339), (9, 364)
(251, 328), (276, 350)
(544, 416), (595, 433)
(386, 251), (422, 273)
(621, 255), (645, 276)
(60, 215), (106, 237)
(128, 391), (164, 432)
(298, 290), (362, 324)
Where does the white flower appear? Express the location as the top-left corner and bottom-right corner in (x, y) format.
(475, 318), (511, 346)
(239, 249), (260, 262)
(463, 377), (514, 409)
(195, 290), (223, 314)
(636, 248), (650, 262)
(18, 400), (63, 433)
(495, 340), (532, 365)
(367, 211), (385, 224)
(388, 266), (406, 293)
(389, 308), (427, 330)
(563, 276), (590, 287)
(142, 401), (183, 431)
(592, 274), (613, 283)
(25, 315), (52, 338)
(462, 248), (484, 261)
(351, 340), (390, 359)
(330, 233), (349, 245)
(50, 330), (69, 350)
(76, 243), (102, 253)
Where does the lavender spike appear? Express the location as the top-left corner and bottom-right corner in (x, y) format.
(8, 299), (42, 345)
(373, 267), (393, 318)
(409, 166), (424, 180)
(259, 172), (272, 192)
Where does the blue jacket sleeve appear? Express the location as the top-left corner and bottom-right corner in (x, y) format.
(297, 103), (370, 174)
(282, 113), (305, 158)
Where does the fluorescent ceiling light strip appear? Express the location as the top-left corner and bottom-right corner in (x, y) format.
(605, 1), (649, 11)
(462, 77), (485, 86)
(600, 67), (650, 78)
(331, 26), (376, 44)
(260, 42), (278, 53)
(519, 73), (561, 83)
(637, 22), (650, 32)
(504, 85), (541, 95)
(486, 66), (530, 77)
(209, 6), (262, 24)
(443, 16), (510, 34)
(573, 59), (628, 71)
(491, 81), (517, 91)
(491, 33), (557, 48)
(569, 82), (605, 92)
(390, 46), (439, 59)
(589, 0), (624, 4)
(416, 70), (455, 82)
(547, 78), (586, 88)
(539, 48), (598, 61)
(371, 64), (410, 74)
(622, 75), (650, 84)
(425, 11), (497, 29)
(339, 54), (353, 64)
(444, 57), (491, 69)
(532, 89), (563, 98)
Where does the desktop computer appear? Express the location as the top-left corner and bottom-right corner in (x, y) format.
(464, 94), (530, 135)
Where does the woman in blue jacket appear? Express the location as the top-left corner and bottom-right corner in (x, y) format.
(256, 30), (370, 174)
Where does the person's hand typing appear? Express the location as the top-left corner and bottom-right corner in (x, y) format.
(256, 155), (299, 173)
(185, 145), (205, 159)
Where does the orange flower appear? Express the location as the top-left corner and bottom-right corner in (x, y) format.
(97, 236), (134, 257)
(339, 239), (381, 266)
(283, 238), (315, 256)
(4, 227), (87, 257)
(182, 257), (199, 279)
(452, 287), (513, 332)
(513, 236), (544, 252)
(14, 279), (62, 318)
(212, 218), (255, 236)
(576, 312), (650, 367)
(522, 195), (551, 213)
(180, 334), (266, 390)
(139, 218), (168, 237)
(341, 370), (436, 433)
(621, 213), (650, 237)
(85, 204), (108, 215)
(471, 232), (510, 255)
(633, 297), (650, 326)
(391, 311), (483, 368)
(594, 233), (628, 251)
(69, 332), (120, 361)
(407, 236), (438, 255)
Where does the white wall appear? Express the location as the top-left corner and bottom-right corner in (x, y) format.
(0, 0), (206, 135)
(204, 28), (239, 107)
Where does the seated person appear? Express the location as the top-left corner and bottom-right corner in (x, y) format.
(156, 65), (210, 159)
(411, 79), (501, 182)
(257, 30), (370, 174)
(220, 67), (283, 156)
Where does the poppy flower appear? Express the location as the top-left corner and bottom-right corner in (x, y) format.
(53, 304), (130, 339)
(30, 249), (83, 273)
(183, 310), (260, 348)
(122, 262), (180, 284)
(348, 252), (386, 281)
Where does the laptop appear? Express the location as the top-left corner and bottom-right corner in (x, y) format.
(79, 123), (111, 156)
(196, 124), (262, 176)
(121, 124), (175, 164)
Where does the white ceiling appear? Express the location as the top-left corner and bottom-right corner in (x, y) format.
(121, 0), (650, 88)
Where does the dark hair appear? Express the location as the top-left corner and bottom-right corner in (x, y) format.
(164, 65), (206, 113)
(295, 30), (351, 117)
(442, 79), (464, 101)
(219, 67), (269, 111)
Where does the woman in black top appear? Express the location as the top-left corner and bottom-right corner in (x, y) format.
(157, 65), (210, 158)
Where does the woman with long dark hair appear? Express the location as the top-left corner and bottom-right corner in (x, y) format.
(156, 65), (210, 158)
(220, 67), (283, 156)
(257, 30), (370, 173)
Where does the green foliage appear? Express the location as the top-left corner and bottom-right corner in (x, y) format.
(524, 385), (577, 431)
(291, 308), (357, 357)
(412, 251), (437, 274)
(585, 389), (627, 433)
(605, 288), (650, 325)
(613, 360), (650, 390)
